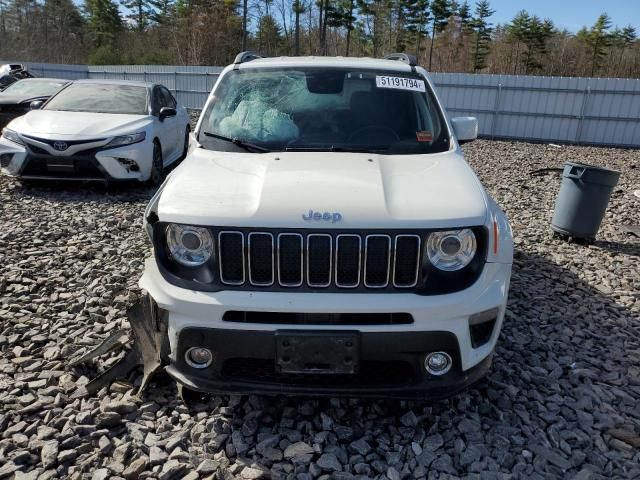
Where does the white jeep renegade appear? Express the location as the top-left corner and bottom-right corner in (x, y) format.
(140, 52), (513, 399)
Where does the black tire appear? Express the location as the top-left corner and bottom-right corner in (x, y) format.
(181, 127), (190, 160)
(148, 140), (164, 186)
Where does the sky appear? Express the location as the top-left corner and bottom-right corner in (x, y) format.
(486, 0), (640, 32)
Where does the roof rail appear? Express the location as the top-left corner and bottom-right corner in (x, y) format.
(384, 53), (417, 67)
(234, 51), (264, 64)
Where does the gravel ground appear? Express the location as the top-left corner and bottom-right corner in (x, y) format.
(0, 140), (639, 480)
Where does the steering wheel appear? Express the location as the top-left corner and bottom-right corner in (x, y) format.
(348, 125), (400, 143)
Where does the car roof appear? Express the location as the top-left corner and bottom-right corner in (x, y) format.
(71, 79), (155, 88)
(238, 56), (415, 73)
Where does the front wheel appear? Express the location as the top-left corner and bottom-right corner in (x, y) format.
(148, 141), (164, 186)
(181, 127), (190, 160)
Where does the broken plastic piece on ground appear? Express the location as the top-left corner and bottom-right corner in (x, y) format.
(633, 190), (640, 199)
(69, 329), (129, 367)
(71, 296), (165, 398)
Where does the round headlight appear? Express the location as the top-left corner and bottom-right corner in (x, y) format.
(166, 224), (214, 267)
(426, 229), (477, 271)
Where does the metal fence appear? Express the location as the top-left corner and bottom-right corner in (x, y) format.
(5, 61), (640, 147)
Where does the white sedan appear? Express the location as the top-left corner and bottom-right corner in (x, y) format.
(0, 79), (191, 184)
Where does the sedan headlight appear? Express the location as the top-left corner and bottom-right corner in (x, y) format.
(104, 132), (146, 149)
(426, 229), (477, 271)
(2, 128), (24, 146)
(166, 224), (214, 267)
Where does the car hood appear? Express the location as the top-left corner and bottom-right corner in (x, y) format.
(9, 110), (150, 138)
(157, 148), (488, 229)
(0, 94), (46, 105)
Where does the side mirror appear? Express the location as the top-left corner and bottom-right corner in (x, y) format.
(30, 100), (44, 110)
(451, 117), (478, 144)
(159, 107), (176, 121)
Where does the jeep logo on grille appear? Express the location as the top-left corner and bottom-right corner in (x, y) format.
(53, 141), (68, 151)
(302, 210), (343, 223)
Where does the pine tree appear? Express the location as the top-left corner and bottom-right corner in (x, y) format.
(404, 0), (429, 57)
(120, 0), (157, 31)
(85, 0), (123, 49)
(470, 0), (493, 71)
(577, 13), (613, 76)
(428, 0), (451, 69)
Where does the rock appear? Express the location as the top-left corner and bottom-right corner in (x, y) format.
(196, 459), (219, 475)
(92, 469), (110, 480)
(123, 457), (148, 479)
(284, 442), (314, 460)
(316, 453), (342, 472)
(241, 467), (265, 479)
(96, 412), (122, 428)
(350, 438), (371, 456)
(57, 449), (77, 463)
(103, 401), (137, 415)
(399, 411), (418, 427)
(149, 446), (168, 465)
(530, 445), (572, 471)
(159, 461), (189, 480)
(41, 440), (59, 469)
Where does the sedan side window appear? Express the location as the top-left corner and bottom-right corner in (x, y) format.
(153, 87), (166, 115)
(160, 87), (177, 109)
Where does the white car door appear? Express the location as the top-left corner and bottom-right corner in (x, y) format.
(152, 86), (178, 164)
(159, 86), (181, 161)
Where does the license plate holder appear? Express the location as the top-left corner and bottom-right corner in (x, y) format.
(275, 331), (359, 374)
(47, 159), (75, 173)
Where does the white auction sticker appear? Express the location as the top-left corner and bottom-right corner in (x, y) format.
(376, 75), (426, 92)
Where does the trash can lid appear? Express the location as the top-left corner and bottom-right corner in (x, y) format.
(563, 161), (621, 187)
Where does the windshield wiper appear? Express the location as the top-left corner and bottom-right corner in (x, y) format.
(285, 145), (389, 153)
(203, 131), (271, 153)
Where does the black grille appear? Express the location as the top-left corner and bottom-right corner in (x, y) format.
(19, 153), (104, 179)
(248, 233), (274, 285)
(278, 234), (303, 286)
(393, 235), (421, 287)
(219, 232), (245, 284)
(365, 235), (391, 287)
(307, 234), (332, 287)
(215, 231), (421, 290)
(221, 358), (416, 386)
(223, 311), (413, 325)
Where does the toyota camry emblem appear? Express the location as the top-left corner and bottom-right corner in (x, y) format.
(53, 141), (68, 151)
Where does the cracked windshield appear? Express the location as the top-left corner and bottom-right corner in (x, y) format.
(199, 67), (449, 154)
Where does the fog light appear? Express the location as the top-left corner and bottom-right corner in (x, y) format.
(185, 347), (213, 368)
(116, 158), (139, 171)
(425, 352), (452, 376)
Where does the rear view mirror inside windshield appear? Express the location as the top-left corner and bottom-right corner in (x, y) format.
(306, 70), (344, 94)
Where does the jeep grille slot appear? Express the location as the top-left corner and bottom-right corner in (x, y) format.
(307, 234), (332, 287)
(215, 231), (421, 290)
(219, 232), (245, 285)
(278, 233), (303, 286)
(393, 235), (421, 287)
(248, 232), (274, 286)
(364, 235), (391, 287)
(335, 234), (361, 288)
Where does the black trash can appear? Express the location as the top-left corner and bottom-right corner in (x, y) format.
(551, 162), (620, 240)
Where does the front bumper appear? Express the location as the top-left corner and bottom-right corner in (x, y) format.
(0, 137), (153, 182)
(141, 258), (511, 398)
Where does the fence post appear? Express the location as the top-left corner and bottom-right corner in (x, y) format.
(491, 82), (502, 139)
(576, 85), (591, 145)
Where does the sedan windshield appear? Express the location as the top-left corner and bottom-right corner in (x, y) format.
(2, 79), (66, 97)
(44, 84), (148, 115)
(198, 67), (449, 154)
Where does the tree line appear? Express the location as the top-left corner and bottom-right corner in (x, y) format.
(0, 0), (638, 78)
